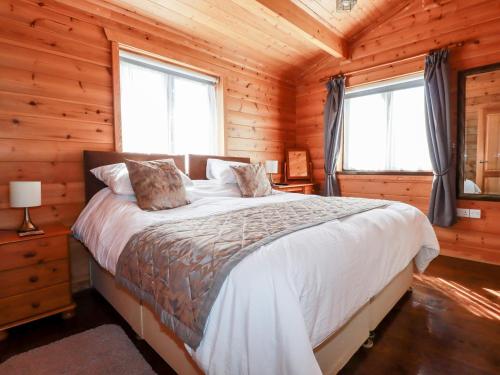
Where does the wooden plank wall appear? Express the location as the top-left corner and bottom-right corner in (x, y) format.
(296, 0), (500, 265)
(0, 0), (295, 289)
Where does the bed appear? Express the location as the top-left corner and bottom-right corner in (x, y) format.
(75, 151), (440, 375)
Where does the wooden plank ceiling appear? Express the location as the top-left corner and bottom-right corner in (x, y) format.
(99, 0), (412, 80)
(292, 0), (414, 40)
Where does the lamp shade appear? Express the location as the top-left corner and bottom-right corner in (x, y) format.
(264, 160), (278, 174)
(9, 181), (41, 208)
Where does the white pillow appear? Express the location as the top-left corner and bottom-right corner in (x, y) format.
(186, 180), (242, 202)
(91, 161), (193, 195)
(206, 158), (249, 184)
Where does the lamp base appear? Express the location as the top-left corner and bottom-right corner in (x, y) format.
(17, 207), (42, 236)
(268, 173), (274, 186)
(18, 229), (45, 237)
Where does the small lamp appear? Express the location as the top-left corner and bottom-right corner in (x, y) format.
(264, 160), (278, 185)
(9, 181), (43, 236)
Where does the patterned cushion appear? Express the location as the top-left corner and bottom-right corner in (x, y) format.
(124, 159), (189, 211)
(230, 164), (272, 197)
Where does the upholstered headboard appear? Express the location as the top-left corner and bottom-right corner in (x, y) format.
(187, 154), (250, 180)
(83, 150), (185, 203)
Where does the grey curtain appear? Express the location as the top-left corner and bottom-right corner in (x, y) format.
(424, 49), (456, 227)
(324, 76), (345, 196)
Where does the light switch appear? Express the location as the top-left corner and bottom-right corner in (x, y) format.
(457, 208), (469, 218)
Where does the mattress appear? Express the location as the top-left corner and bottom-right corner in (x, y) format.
(73, 182), (439, 375)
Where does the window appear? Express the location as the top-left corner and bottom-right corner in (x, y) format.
(343, 76), (432, 172)
(119, 51), (219, 155)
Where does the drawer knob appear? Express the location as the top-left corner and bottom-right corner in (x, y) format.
(29, 275), (39, 283)
(31, 302), (40, 309)
(23, 251), (37, 258)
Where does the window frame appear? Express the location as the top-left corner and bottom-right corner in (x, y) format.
(340, 74), (432, 176)
(110, 41), (225, 155)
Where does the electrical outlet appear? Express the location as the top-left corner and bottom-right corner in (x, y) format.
(457, 208), (470, 218)
(469, 209), (481, 219)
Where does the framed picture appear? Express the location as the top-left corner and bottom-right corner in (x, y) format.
(285, 148), (311, 181)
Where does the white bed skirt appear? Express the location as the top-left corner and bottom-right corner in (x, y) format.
(89, 258), (413, 375)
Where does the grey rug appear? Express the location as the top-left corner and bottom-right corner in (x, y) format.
(0, 324), (156, 375)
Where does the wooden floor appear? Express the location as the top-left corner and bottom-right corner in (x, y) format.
(1, 256), (499, 374)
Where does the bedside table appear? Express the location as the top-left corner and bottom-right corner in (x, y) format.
(273, 182), (317, 195)
(0, 223), (75, 341)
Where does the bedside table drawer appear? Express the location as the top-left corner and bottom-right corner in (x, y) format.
(0, 236), (67, 272)
(273, 183), (316, 195)
(0, 259), (69, 298)
(0, 283), (71, 326)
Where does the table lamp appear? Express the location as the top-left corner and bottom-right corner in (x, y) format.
(9, 181), (43, 236)
(264, 160), (278, 185)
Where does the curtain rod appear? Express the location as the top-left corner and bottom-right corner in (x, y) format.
(320, 41), (465, 83)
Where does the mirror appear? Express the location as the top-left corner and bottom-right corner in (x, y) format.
(458, 63), (500, 200)
(286, 148), (311, 181)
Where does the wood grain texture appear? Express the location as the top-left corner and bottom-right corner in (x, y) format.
(2, 0), (498, 292)
(0, 282), (72, 327)
(90, 0), (329, 77)
(0, 223), (74, 331)
(0, 0), (295, 290)
(0, 259), (69, 299)
(0, 235), (68, 272)
(342, 255), (500, 374)
(253, 0), (347, 58)
(295, 0), (500, 264)
(292, 0), (415, 40)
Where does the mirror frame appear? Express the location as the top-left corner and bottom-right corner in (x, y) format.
(457, 62), (500, 201)
(285, 148), (311, 181)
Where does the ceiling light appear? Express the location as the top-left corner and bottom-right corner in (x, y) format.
(336, 0), (357, 11)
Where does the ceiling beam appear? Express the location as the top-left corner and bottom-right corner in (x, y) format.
(253, 0), (348, 59)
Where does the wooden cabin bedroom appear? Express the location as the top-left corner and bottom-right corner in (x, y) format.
(0, 0), (499, 374)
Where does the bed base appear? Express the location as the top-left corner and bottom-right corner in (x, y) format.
(90, 259), (413, 375)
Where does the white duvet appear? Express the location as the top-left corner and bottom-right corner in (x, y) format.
(73, 182), (439, 375)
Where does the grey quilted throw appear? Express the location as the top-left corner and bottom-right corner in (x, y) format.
(116, 196), (389, 349)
